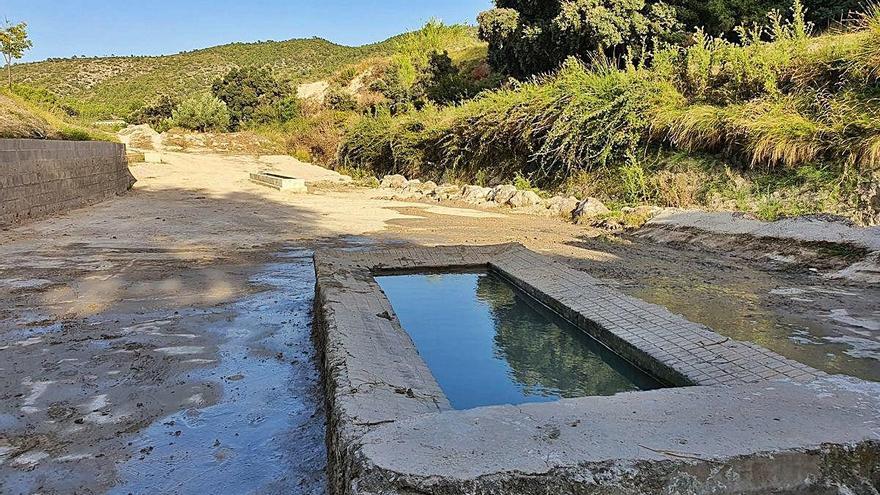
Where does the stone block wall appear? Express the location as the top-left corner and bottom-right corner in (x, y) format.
(0, 139), (136, 226)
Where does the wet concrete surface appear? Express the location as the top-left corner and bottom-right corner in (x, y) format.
(583, 239), (880, 383)
(0, 247), (326, 495)
(110, 249), (325, 495)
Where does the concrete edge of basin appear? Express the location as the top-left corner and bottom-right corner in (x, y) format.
(312, 243), (880, 495)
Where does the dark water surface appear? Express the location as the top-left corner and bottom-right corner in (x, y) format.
(377, 272), (662, 410)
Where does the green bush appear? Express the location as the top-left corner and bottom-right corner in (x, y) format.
(171, 94), (230, 132)
(277, 95), (302, 122)
(325, 87), (358, 111)
(128, 94), (178, 128)
(370, 21), (488, 114)
(211, 66), (290, 129)
(667, 0), (860, 35)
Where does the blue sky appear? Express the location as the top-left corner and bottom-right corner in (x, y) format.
(4, 0), (493, 62)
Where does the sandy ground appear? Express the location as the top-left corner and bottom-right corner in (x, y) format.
(1, 151), (878, 494)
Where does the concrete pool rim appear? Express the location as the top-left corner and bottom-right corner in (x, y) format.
(313, 243), (880, 494)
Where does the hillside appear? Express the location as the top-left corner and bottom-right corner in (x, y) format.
(338, 8), (880, 226)
(15, 37), (402, 119)
(0, 90), (113, 141)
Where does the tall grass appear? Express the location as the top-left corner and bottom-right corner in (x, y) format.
(340, 3), (880, 187)
(0, 88), (114, 141)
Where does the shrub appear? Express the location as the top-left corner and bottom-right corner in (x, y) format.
(416, 51), (478, 105)
(332, 66), (359, 87)
(128, 94), (178, 128)
(370, 20), (487, 114)
(478, 0), (682, 77)
(325, 87), (358, 111)
(667, 0), (859, 36)
(277, 95), (302, 122)
(171, 94), (230, 132)
(212, 66), (289, 129)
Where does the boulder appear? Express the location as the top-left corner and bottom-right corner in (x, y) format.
(420, 181), (438, 194)
(507, 190), (542, 208)
(403, 179), (423, 194)
(461, 185), (492, 204)
(490, 185), (518, 205)
(380, 174), (408, 189)
(631, 205), (661, 220)
(546, 196), (581, 218)
(432, 184), (461, 201)
(573, 198), (610, 223)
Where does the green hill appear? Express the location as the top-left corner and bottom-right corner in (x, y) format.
(15, 37), (400, 119)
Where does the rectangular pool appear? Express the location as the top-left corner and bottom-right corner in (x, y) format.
(377, 271), (663, 410)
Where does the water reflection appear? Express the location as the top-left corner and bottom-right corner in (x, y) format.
(377, 272), (661, 410)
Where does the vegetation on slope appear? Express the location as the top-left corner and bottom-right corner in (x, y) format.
(0, 88), (113, 140)
(248, 22), (490, 165)
(337, 3), (880, 224)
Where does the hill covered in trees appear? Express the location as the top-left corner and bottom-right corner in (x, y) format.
(14, 36), (406, 119)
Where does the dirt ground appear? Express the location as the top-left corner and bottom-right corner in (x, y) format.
(1, 150), (877, 494)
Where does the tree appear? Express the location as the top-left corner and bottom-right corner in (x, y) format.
(415, 51), (471, 105)
(0, 20), (32, 89)
(128, 94), (178, 128)
(211, 67), (289, 129)
(664, 0), (861, 36)
(478, 0), (682, 77)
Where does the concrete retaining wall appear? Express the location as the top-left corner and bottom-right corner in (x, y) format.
(0, 139), (135, 226)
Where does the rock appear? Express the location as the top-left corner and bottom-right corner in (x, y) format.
(546, 196), (581, 218)
(461, 185), (492, 204)
(432, 184), (461, 201)
(829, 251), (880, 284)
(860, 174), (880, 225)
(573, 198), (610, 223)
(490, 185), (518, 205)
(631, 205), (661, 220)
(403, 179), (424, 195)
(420, 181), (438, 194)
(507, 190), (542, 208)
(380, 175), (408, 189)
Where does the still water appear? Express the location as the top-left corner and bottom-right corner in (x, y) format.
(377, 271), (662, 410)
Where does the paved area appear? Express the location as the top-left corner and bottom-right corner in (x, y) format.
(1, 151), (878, 494)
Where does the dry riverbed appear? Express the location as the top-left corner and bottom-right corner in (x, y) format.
(1, 151), (877, 493)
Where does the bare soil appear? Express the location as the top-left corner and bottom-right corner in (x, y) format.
(1, 151), (877, 494)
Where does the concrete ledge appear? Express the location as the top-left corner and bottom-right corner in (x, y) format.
(250, 171), (308, 192)
(645, 210), (880, 252)
(356, 378), (880, 494)
(313, 244), (879, 495)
